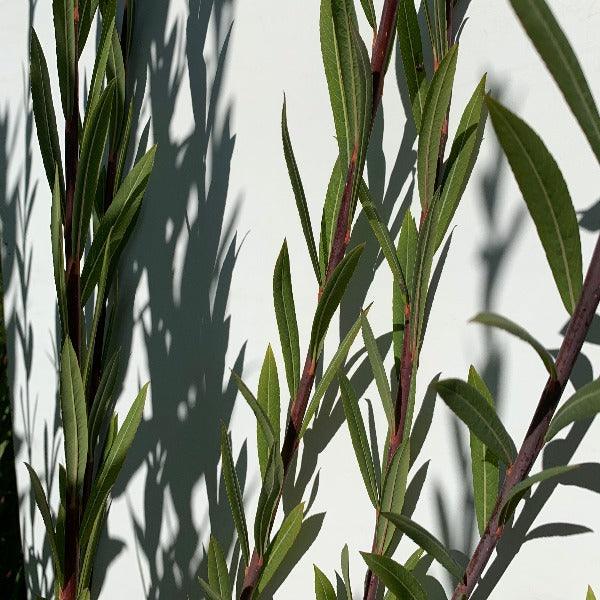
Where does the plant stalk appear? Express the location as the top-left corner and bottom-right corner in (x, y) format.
(239, 2), (401, 597)
(451, 233), (600, 600)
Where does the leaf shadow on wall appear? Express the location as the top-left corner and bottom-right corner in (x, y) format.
(92, 1), (244, 597)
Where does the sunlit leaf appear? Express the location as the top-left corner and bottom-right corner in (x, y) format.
(314, 565), (337, 600)
(257, 345), (281, 477)
(361, 553), (426, 600)
(255, 444), (284, 556)
(208, 535), (232, 600)
(52, 0), (76, 117)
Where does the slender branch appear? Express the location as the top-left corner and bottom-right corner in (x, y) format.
(452, 233), (600, 600)
(239, 2), (400, 597)
(62, 3), (81, 597)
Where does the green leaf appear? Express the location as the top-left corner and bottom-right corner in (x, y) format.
(301, 306), (369, 437)
(232, 371), (276, 453)
(486, 95), (582, 314)
(436, 378), (517, 465)
(259, 502), (304, 593)
(88, 350), (120, 447)
(397, 0), (429, 129)
(82, 229), (112, 389)
(587, 587), (597, 600)
(468, 366), (499, 536)
(51, 168), (68, 337)
(319, 158), (345, 281)
(359, 0), (376, 30)
(80, 383), (148, 549)
(25, 464), (63, 587)
(361, 314), (394, 428)
(115, 100), (134, 188)
(417, 45), (458, 210)
(273, 240), (301, 399)
(380, 513), (462, 579)
(198, 578), (223, 600)
(375, 440), (410, 553)
(411, 191), (441, 353)
(320, 0), (372, 173)
(30, 30), (64, 197)
(546, 379), (600, 441)
(78, 0), (100, 54)
(254, 444), (284, 556)
(208, 535), (232, 600)
(60, 339), (88, 490)
(309, 244), (364, 360)
(436, 75), (487, 250)
(358, 181), (408, 301)
(509, 0), (600, 163)
(341, 544), (352, 600)
(282, 98), (321, 285)
(361, 554), (426, 600)
(499, 464), (580, 524)
(86, 16), (115, 121)
(340, 373), (379, 507)
(106, 26), (126, 147)
(433, 0), (447, 60)
(394, 210), (417, 371)
(81, 145), (157, 303)
(78, 501), (105, 596)
(52, 0), (76, 117)
(314, 565), (337, 600)
(72, 80), (116, 255)
(220, 426), (250, 566)
(404, 547), (425, 571)
(257, 345), (281, 477)
(470, 312), (557, 380)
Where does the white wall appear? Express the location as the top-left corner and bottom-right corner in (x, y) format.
(3, 0), (600, 598)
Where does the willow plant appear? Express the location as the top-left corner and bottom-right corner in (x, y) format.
(317, 1), (600, 599)
(28, 1), (154, 598)
(200, 0), (409, 597)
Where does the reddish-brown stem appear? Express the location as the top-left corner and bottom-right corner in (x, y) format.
(239, 2), (400, 597)
(452, 233), (600, 600)
(62, 3), (81, 597)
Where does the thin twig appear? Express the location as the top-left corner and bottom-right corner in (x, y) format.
(452, 234), (600, 599)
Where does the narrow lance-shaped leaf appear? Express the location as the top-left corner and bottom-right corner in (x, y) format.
(468, 366), (499, 536)
(72, 80), (116, 255)
(309, 244), (364, 359)
(80, 384), (148, 549)
(88, 349), (120, 447)
(417, 45), (458, 210)
(232, 371), (276, 452)
(78, 0), (100, 54)
(208, 535), (232, 600)
(220, 426), (250, 566)
(486, 95), (582, 314)
(509, 0), (600, 163)
(436, 75), (487, 250)
(394, 210), (417, 371)
(341, 544), (352, 600)
(587, 587), (598, 600)
(258, 502), (304, 593)
(78, 501), (106, 596)
(361, 554), (427, 600)
(436, 378), (517, 465)
(499, 464), (580, 523)
(359, 0), (376, 30)
(380, 513), (462, 579)
(339, 373), (379, 507)
(51, 168), (68, 337)
(375, 440), (410, 553)
(301, 306), (369, 437)
(397, 0), (429, 129)
(471, 312), (557, 380)
(361, 314), (394, 428)
(358, 181), (408, 301)
(314, 565), (337, 600)
(30, 30), (64, 198)
(257, 345), (281, 477)
(319, 158), (345, 281)
(273, 240), (301, 398)
(81, 145), (157, 303)
(546, 379), (600, 441)
(25, 464), (63, 587)
(254, 444), (284, 556)
(282, 98), (321, 285)
(198, 578), (223, 600)
(60, 339), (88, 490)
(53, 0), (76, 117)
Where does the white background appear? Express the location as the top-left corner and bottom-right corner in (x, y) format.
(2, 0), (600, 598)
